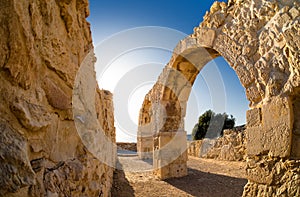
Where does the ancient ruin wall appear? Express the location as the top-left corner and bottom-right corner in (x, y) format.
(188, 129), (246, 161)
(138, 0), (300, 195)
(117, 143), (137, 152)
(0, 0), (116, 196)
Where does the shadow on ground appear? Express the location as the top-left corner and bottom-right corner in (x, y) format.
(141, 158), (153, 166)
(111, 159), (135, 197)
(165, 168), (247, 197)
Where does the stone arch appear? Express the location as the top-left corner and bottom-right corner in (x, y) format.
(138, 0), (300, 195)
(137, 97), (153, 159)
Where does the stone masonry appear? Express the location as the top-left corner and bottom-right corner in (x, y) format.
(188, 128), (246, 161)
(138, 0), (300, 196)
(0, 0), (116, 196)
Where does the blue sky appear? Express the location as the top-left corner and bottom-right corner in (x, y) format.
(88, 0), (221, 44)
(87, 0), (249, 142)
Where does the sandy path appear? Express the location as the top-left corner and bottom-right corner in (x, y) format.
(111, 156), (247, 197)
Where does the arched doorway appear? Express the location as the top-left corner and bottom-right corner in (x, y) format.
(138, 1), (300, 195)
(186, 56), (248, 160)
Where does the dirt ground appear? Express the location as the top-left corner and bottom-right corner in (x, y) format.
(111, 156), (248, 197)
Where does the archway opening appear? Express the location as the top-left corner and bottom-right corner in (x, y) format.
(180, 56), (249, 196)
(136, 41), (252, 172)
(186, 56), (249, 141)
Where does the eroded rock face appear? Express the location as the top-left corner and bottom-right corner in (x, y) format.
(138, 0), (300, 195)
(0, 0), (116, 196)
(0, 119), (35, 195)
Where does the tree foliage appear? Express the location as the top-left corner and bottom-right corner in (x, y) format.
(191, 110), (235, 140)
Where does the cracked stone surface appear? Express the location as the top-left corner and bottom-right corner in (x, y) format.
(0, 0), (116, 196)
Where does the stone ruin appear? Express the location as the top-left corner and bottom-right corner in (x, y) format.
(138, 0), (300, 196)
(0, 0), (300, 196)
(0, 0), (116, 196)
(188, 128), (247, 161)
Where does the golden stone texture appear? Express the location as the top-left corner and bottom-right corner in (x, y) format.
(138, 0), (300, 195)
(0, 0), (116, 196)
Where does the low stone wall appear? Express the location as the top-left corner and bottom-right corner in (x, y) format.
(188, 140), (203, 158)
(188, 129), (246, 161)
(117, 143), (137, 151)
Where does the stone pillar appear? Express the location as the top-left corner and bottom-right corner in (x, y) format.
(137, 98), (154, 159)
(153, 131), (188, 179)
(243, 96), (300, 196)
(137, 135), (153, 159)
(137, 116), (154, 159)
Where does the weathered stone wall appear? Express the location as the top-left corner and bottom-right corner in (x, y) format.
(188, 129), (246, 161)
(187, 140), (202, 159)
(117, 143), (137, 152)
(0, 0), (116, 196)
(137, 95), (154, 159)
(138, 0), (300, 195)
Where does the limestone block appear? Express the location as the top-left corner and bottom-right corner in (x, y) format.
(154, 132), (188, 179)
(247, 97), (292, 157)
(234, 65), (254, 88)
(246, 108), (261, 128)
(42, 78), (71, 110)
(246, 84), (262, 104)
(289, 7), (299, 19)
(255, 58), (270, 85)
(10, 99), (51, 131)
(258, 30), (274, 56)
(161, 86), (176, 101)
(214, 34), (242, 62)
(274, 34), (286, 49)
(29, 139), (44, 153)
(246, 157), (277, 185)
(169, 162), (188, 178)
(0, 119), (35, 196)
(219, 143), (236, 161)
(237, 55), (257, 81)
(177, 61), (198, 74)
(266, 76), (284, 97)
(164, 101), (181, 116)
(173, 36), (197, 56)
(199, 139), (216, 157)
(276, 13), (291, 28)
(45, 120), (80, 162)
(283, 25), (300, 53)
(246, 125), (290, 157)
(196, 28), (216, 48)
(179, 101), (187, 117)
(154, 153), (188, 180)
(42, 155), (114, 197)
(244, 159), (300, 197)
(159, 116), (182, 132)
(187, 140), (203, 158)
(262, 96), (291, 131)
(178, 86), (192, 102)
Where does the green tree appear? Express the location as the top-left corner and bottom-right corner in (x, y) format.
(191, 110), (236, 140)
